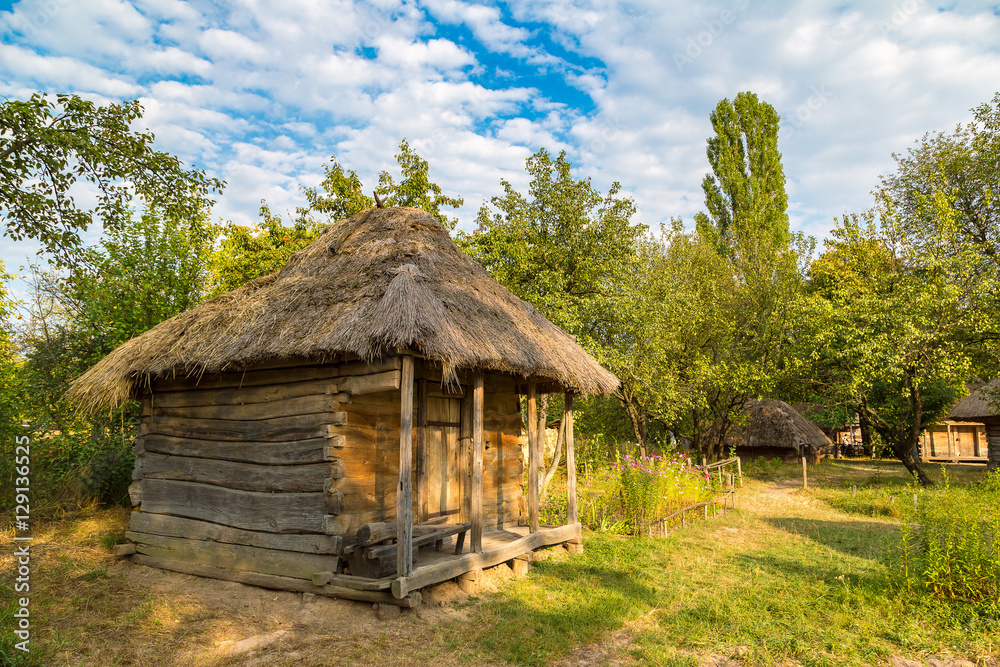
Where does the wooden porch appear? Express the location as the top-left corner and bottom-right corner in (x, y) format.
(311, 523), (581, 604)
(385, 356), (581, 601)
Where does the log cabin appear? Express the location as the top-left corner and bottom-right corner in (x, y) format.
(68, 206), (619, 607)
(944, 379), (1000, 469)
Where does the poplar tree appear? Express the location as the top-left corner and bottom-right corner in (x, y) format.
(694, 91), (789, 262)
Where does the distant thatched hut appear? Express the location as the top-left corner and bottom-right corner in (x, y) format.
(739, 399), (836, 463)
(943, 379), (1000, 469)
(69, 206), (618, 607)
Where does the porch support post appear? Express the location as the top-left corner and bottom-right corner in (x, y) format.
(416, 378), (428, 522)
(472, 370), (485, 553)
(527, 381), (539, 534)
(397, 355), (415, 577)
(565, 391), (577, 526)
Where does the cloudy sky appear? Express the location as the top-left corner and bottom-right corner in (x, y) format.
(2, 0), (999, 281)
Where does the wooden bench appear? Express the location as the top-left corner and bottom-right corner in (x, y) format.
(344, 521), (471, 579)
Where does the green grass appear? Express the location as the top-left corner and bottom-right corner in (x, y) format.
(441, 459), (1000, 666)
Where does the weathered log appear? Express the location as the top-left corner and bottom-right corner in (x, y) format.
(337, 357), (401, 377)
(140, 479), (326, 533)
(130, 512), (342, 554)
(129, 531), (343, 580)
(111, 543), (136, 556)
(151, 365), (336, 393)
(355, 517), (450, 546)
(337, 371), (401, 396)
(128, 480), (143, 507)
(397, 355), (414, 578)
(148, 413), (333, 442)
(141, 434), (329, 465)
(137, 453), (333, 492)
(130, 554), (422, 607)
(472, 371), (484, 552)
(146, 379), (335, 409)
(150, 395), (338, 421)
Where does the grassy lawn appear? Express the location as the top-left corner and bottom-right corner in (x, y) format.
(2, 459), (997, 666)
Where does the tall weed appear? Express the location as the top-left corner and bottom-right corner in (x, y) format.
(568, 452), (712, 535)
(895, 469), (1000, 606)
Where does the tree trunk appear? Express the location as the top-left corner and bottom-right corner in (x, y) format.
(859, 411), (873, 456)
(897, 377), (933, 487)
(540, 418), (564, 498)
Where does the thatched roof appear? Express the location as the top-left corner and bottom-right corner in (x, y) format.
(745, 399), (834, 451)
(69, 207), (619, 412)
(947, 378), (1000, 421)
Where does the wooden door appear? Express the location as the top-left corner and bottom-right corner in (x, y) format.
(953, 426), (977, 458)
(425, 396), (462, 520)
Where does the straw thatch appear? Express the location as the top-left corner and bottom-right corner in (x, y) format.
(947, 378), (1000, 421)
(744, 399), (834, 452)
(68, 207), (619, 412)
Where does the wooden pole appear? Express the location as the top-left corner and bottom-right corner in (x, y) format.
(471, 371), (484, 553)
(801, 456), (807, 490)
(527, 381), (539, 534)
(397, 355), (414, 578)
(416, 378), (428, 522)
(565, 392), (577, 526)
(736, 456), (743, 487)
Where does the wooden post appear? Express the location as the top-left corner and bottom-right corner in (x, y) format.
(851, 485), (856, 499)
(565, 392), (577, 526)
(416, 378), (428, 523)
(736, 456), (743, 487)
(527, 381), (539, 534)
(471, 371), (484, 553)
(801, 456), (807, 489)
(397, 355), (415, 578)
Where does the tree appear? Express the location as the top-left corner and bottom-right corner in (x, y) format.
(695, 91), (790, 261)
(798, 194), (995, 485)
(211, 141), (460, 292)
(881, 92), (1000, 279)
(461, 148), (647, 448)
(376, 139), (463, 229)
(679, 92), (810, 460)
(0, 93), (223, 265)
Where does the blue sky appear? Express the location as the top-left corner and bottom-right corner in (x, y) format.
(2, 0), (1000, 294)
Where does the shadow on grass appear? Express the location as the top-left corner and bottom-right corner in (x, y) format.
(762, 516), (899, 560)
(457, 538), (662, 667)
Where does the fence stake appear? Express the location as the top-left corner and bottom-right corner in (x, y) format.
(737, 456), (743, 487)
(802, 456), (808, 489)
(851, 485), (856, 499)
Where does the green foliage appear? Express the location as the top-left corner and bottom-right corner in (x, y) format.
(896, 478), (1000, 606)
(0, 93), (223, 266)
(299, 157), (374, 222)
(796, 192), (994, 484)
(211, 140), (460, 292)
(695, 91), (790, 258)
(573, 452), (712, 535)
(461, 148), (648, 440)
(210, 203), (326, 296)
(881, 91), (1000, 282)
(376, 139), (463, 228)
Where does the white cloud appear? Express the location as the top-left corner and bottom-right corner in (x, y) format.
(1, 0), (998, 263)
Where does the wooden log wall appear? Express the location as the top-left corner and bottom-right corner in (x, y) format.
(128, 356), (525, 585)
(989, 423), (1000, 470)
